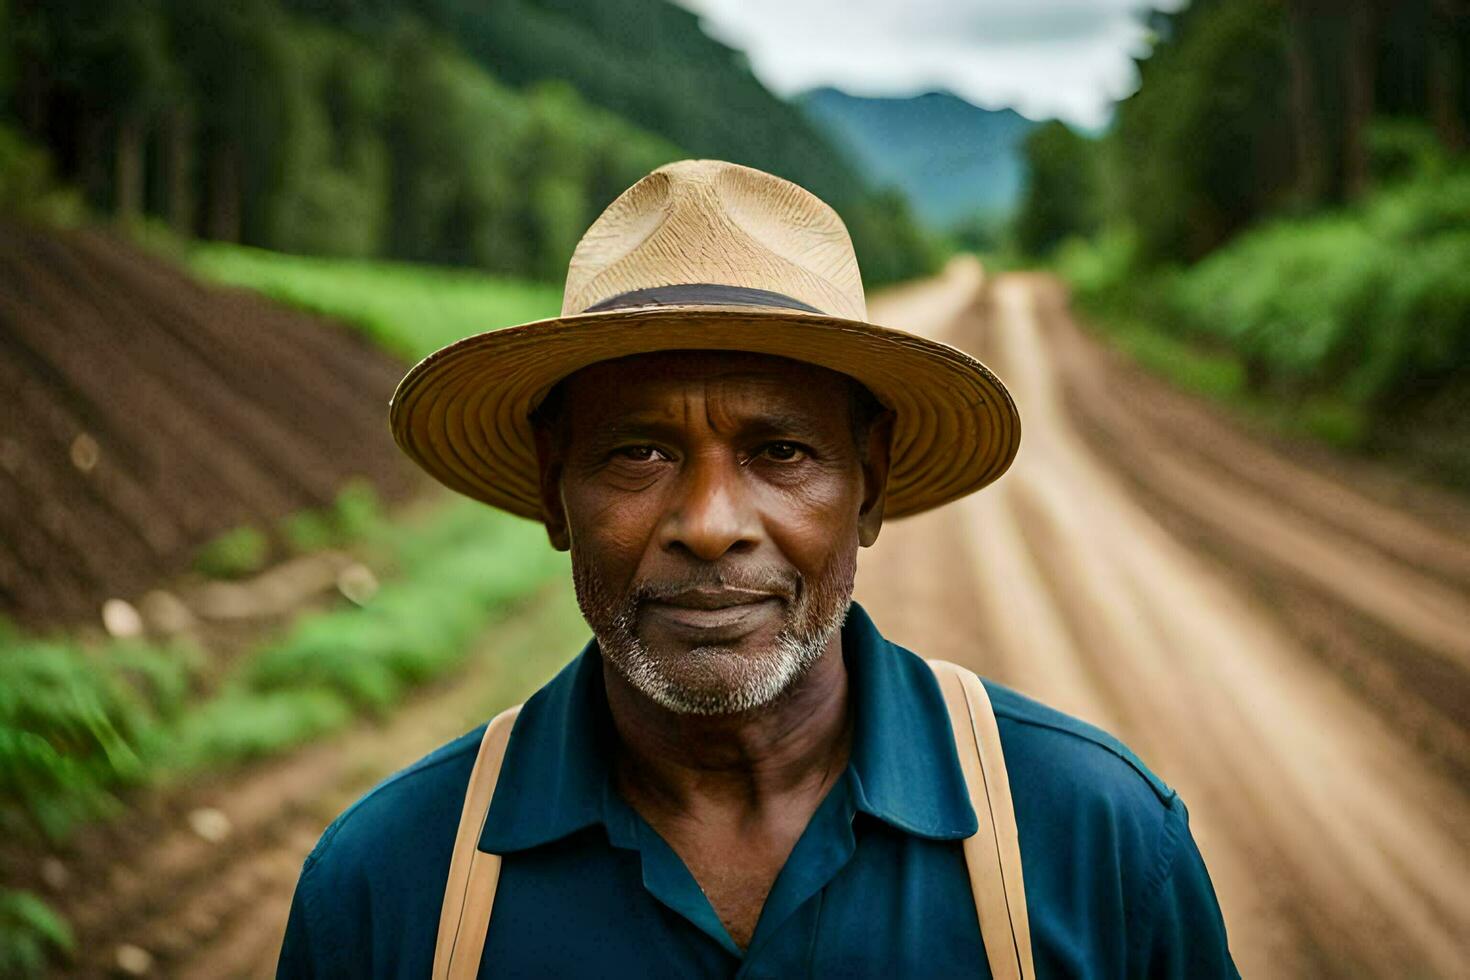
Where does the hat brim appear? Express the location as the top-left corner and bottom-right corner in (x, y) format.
(388, 303), (1020, 521)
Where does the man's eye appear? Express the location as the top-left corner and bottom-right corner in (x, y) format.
(759, 441), (808, 462)
(613, 445), (663, 462)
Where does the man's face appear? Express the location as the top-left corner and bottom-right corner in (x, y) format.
(535, 350), (891, 715)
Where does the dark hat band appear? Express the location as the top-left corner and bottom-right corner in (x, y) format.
(581, 283), (826, 315)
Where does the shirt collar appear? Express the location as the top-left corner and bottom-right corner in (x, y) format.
(478, 601), (977, 854)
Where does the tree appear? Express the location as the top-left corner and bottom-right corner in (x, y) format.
(1014, 121), (1101, 258)
(1110, 0), (1299, 262)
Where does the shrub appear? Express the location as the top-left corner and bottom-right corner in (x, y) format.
(1166, 169), (1470, 419)
(280, 511), (337, 554)
(0, 124), (83, 226)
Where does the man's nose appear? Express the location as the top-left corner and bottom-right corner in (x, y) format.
(657, 452), (761, 561)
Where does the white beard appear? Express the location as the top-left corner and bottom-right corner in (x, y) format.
(600, 596), (850, 715)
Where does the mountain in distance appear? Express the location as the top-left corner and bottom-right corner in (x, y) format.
(796, 87), (1038, 229)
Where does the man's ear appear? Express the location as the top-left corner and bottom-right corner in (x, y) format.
(858, 410), (894, 547)
(532, 424), (571, 552)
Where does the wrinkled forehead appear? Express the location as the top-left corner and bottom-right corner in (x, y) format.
(541, 350), (862, 431)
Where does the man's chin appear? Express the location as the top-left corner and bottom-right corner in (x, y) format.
(611, 640), (810, 716)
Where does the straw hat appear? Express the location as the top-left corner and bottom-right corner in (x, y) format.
(389, 158), (1020, 520)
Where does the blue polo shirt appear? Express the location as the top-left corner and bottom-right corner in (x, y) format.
(278, 603), (1238, 977)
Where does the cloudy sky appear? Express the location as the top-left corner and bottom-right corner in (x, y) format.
(674, 0), (1185, 128)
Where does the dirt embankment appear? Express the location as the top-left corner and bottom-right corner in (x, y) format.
(0, 225), (416, 626)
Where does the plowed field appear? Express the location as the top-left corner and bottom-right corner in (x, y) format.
(0, 226), (415, 625)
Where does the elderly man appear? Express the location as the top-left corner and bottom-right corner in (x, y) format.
(278, 160), (1238, 978)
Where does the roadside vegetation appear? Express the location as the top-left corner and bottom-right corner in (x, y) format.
(1010, 1), (1470, 489)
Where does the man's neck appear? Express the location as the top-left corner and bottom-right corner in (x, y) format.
(603, 636), (852, 820)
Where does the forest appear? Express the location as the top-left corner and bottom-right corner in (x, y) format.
(0, 0), (938, 285)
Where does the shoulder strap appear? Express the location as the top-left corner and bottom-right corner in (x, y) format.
(432, 704), (521, 980)
(927, 658), (1035, 980)
(433, 664), (1034, 978)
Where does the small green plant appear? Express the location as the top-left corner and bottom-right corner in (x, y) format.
(0, 641), (192, 842)
(0, 888), (74, 979)
(280, 479), (386, 554)
(332, 479), (382, 541)
(280, 510), (338, 554)
(161, 687), (356, 770)
(0, 123), (84, 227)
(193, 526), (270, 579)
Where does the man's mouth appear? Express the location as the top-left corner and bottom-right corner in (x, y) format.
(641, 588), (784, 638)
(655, 587), (780, 610)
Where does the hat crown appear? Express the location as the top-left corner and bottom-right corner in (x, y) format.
(561, 159), (868, 321)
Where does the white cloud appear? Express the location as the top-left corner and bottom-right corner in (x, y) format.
(676, 0), (1184, 128)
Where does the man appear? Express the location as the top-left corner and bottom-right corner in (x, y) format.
(278, 159), (1238, 977)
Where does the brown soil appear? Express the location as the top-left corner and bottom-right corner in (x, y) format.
(0, 224), (416, 627)
(857, 261), (1470, 978)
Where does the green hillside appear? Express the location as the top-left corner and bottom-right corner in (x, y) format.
(286, 0), (866, 208)
(280, 0), (942, 283)
(1, 0), (937, 285)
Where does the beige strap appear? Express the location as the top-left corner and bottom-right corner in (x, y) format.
(432, 704), (521, 980)
(928, 659), (1035, 980)
(432, 662), (1033, 977)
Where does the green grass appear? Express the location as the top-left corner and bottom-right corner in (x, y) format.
(192, 480), (389, 579)
(188, 244), (563, 360)
(2, 498), (566, 838)
(193, 525), (270, 579)
(0, 502), (569, 980)
(0, 889), (73, 978)
(1, 497), (570, 973)
(0, 639), (196, 843)
(162, 501), (566, 770)
(278, 478), (386, 556)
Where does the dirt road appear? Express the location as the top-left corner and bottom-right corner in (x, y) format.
(49, 260), (1470, 977)
(856, 259), (1470, 977)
